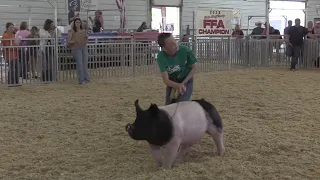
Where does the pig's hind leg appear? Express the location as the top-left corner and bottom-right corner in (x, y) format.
(206, 124), (225, 156)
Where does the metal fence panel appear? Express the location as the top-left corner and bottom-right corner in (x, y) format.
(0, 36), (319, 87)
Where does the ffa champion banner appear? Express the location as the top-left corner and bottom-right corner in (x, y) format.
(195, 8), (233, 36)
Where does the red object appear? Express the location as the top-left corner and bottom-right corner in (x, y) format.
(116, 0), (126, 28)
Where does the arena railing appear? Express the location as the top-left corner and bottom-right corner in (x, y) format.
(0, 36), (319, 87)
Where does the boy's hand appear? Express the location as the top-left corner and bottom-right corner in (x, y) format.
(175, 83), (186, 94)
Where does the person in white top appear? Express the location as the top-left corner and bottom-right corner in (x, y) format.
(15, 21), (30, 79)
(38, 19), (56, 82)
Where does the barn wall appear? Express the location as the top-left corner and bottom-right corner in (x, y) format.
(181, 0), (267, 35)
(0, 0), (148, 35)
(0, 0), (65, 34)
(306, 0), (320, 24)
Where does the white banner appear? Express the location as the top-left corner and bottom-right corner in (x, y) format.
(195, 8), (233, 36)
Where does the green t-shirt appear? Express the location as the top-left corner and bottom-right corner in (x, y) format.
(157, 45), (197, 82)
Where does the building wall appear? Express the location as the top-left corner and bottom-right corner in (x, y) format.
(0, 0), (148, 35)
(306, 0), (320, 23)
(181, 0), (267, 35)
(0, 0), (66, 34)
(1, 0), (318, 35)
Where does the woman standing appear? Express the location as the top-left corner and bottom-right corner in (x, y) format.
(89, 10), (104, 33)
(15, 21), (30, 79)
(27, 26), (40, 78)
(1, 22), (20, 86)
(67, 18), (89, 84)
(39, 19), (55, 82)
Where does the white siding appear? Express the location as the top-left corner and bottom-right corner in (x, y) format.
(306, 0), (320, 24)
(181, 0), (267, 35)
(82, 0), (148, 31)
(0, 0), (148, 34)
(0, 0), (65, 34)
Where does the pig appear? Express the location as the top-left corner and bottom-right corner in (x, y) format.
(125, 99), (225, 169)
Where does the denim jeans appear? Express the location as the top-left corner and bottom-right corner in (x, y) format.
(165, 77), (194, 105)
(19, 49), (29, 79)
(291, 45), (302, 69)
(8, 59), (19, 85)
(72, 46), (89, 83)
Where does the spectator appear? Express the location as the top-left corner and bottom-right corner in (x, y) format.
(262, 26), (281, 39)
(15, 21), (30, 79)
(250, 21), (264, 39)
(284, 20), (292, 35)
(314, 21), (320, 39)
(1, 22), (20, 86)
(68, 6), (79, 25)
(67, 18), (89, 85)
(232, 24), (245, 59)
(89, 10), (104, 33)
(137, 22), (147, 32)
(286, 18), (311, 71)
(82, 20), (92, 33)
(306, 21), (315, 39)
(39, 19), (55, 82)
(232, 24), (244, 39)
(181, 34), (189, 42)
(27, 26), (40, 79)
(186, 25), (190, 36)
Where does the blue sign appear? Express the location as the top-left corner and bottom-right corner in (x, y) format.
(67, 0), (81, 11)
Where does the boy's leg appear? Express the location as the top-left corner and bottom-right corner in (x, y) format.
(165, 86), (173, 105)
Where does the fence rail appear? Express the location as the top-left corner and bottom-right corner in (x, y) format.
(0, 36), (319, 87)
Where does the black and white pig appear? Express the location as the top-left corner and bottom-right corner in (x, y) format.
(125, 99), (225, 169)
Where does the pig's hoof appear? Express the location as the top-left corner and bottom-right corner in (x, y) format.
(218, 148), (225, 156)
(161, 165), (171, 170)
(175, 157), (183, 164)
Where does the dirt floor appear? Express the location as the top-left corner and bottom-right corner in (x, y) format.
(0, 68), (319, 180)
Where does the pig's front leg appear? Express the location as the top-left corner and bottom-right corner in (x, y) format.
(162, 138), (181, 169)
(149, 144), (162, 167)
(175, 144), (190, 163)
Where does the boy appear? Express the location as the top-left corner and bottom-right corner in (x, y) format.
(157, 33), (197, 105)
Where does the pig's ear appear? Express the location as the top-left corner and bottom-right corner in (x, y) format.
(149, 103), (159, 116)
(134, 99), (143, 112)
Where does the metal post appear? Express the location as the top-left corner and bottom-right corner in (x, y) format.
(27, 7), (32, 27)
(228, 36), (232, 70)
(53, 0), (59, 81)
(192, 11), (196, 55)
(130, 33), (135, 76)
(247, 17), (251, 36)
(87, 10), (89, 26)
(265, 0), (269, 37)
(265, 0), (270, 67)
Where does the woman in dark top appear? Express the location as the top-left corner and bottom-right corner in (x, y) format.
(137, 22), (147, 32)
(89, 10), (104, 33)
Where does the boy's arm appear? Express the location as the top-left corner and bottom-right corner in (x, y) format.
(182, 47), (197, 85)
